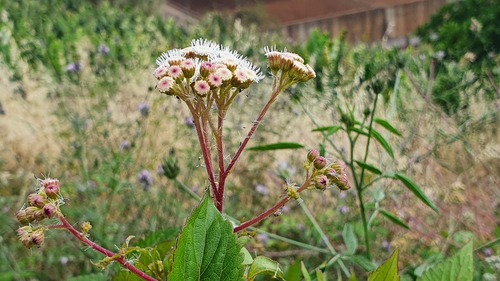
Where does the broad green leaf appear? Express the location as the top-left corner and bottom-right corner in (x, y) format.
(312, 125), (343, 136)
(394, 173), (439, 213)
(368, 249), (400, 281)
(417, 243), (473, 281)
(284, 260), (302, 281)
(301, 261), (312, 281)
(342, 223), (358, 255)
(248, 142), (304, 151)
(247, 256), (285, 281)
(69, 273), (107, 281)
(370, 129), (394, 159)
(380, 210), (410, 230)
(374, 118), (402, 137)
(168, 196), (243, 281)
(355, 160), (383, 175)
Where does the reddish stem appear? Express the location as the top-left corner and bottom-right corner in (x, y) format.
(56, 216), (157, 281)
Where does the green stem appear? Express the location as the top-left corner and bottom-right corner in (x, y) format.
(297, 199), (337, 255)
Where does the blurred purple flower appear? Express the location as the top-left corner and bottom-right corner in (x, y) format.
(255, 184), (269, 195)
(66, 62), (82, 73)
(138, 169), (153, 190)
(184, 117), (195, 128)
(429, 32), (439, 41)
(98, 44), (110, 56)
(482, 248), (493, 257)
(139, 102), (150, 117)
(339, 205), (349, 214)
(156, 163), (164, 175)
(382, 240), (391, 252)
(435, 51), (446, 60)
(120, 140), (130, 151)
(256, 233), (269, 246)
(338, 191), (347, 200)
(409, 36), (421, 46)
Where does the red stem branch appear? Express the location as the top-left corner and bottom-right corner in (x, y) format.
(57, 216), (157, 281)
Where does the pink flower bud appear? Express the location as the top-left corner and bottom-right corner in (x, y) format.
(314, 175), (329, 191)
(307, 149), (320, 162)
(42, 178), (60, 199)
(16, 209), (30, 224)
(43, 203), (57, 218)
(28, 193), (47, 208)
(30, 229), (45, 247)
(313, 157), (327, 170)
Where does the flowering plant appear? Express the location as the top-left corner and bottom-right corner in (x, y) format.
(16, 39), (351, 280)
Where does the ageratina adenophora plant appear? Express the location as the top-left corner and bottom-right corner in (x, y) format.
(16, 39), (350, 280)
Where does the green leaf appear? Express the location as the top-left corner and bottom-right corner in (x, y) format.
(241, 247), (254, 266)
(394, 173), (439, 213)
(380, 210), (410, 230)
(342, 223), (358, 255)
(168, 196), (243, 280)
(368, 249), (400, 281)
(350, 127), (369, 136)
(247, 256), (285, 281)
(370, 129), (394, 159)
(312, 125), (343, 136)
(417, 243), (473, 281)
(284, 261), (302, 281)
(301, 261), (312, 281)
(316, 269), (327, 281)
(374, 118), (402, 137)
(344, 255), (376, 271)
(136, 227), (180, 248)
(248, 142), (304, 151)
(355, 160), (383, 175)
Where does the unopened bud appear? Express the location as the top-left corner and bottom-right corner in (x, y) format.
(82, 221), (92, 235)
(313, 175), (329, 191)
(23, 206), (44, 222)
(43, 203), (57, 218)
(313, 157), (327, 170)
(30, 229), (45, 247)
(285, 185), (300, 200)
(42, 178), (60, 199)
(307, 149), (320, 162)
(16, 209), (30, 224)
(28, 193), (47, 208)
(17, 226), (32, 248)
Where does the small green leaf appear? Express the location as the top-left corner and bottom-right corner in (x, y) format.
(370, 129), (394, 159)
(368, 249), (400, 281)
(350, 127), (369, 136)
(342, 223), (358, 255)
(380, 210), (410, 230)
(241, 247), (254, 266)
(316, 269), (327, 281)
(168, 196), (243, 280)
(417, 243), (473, 281)
(312, 125), (343, 136)
(301, 261), (312, 281)
(247, 256), (285, 281)
(248, 142), (304, 151)
(355, 160), (383, 175)
(395, 173), (439, 213)
(374, 118), (402, 136)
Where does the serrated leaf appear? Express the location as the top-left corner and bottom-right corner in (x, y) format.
(394, 173), (439, 213)
(368, 249), (400, 281)
(312, 125), (343, 136)
(247, 256), (285, 281)
(380, 210), (410, 230)
(355, 160), (383, 175)
(168, 196), (243, 281)
(248, 142), (304, 151)
(301, 261), (312, 281)
(370, 129), (394, 159)
(374, 118), (402, 137)
(342, 223), (358, 255)
(417, 243), (473, 281)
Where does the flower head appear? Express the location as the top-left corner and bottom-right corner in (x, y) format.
(137, 170), (153, 190)
(194, 80), (210, 96)
(208, 73), (223, 88)
(157, 76), (175, 93)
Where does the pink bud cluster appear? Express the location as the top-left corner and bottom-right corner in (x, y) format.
(264, 47), (316, 85)
(307, 149), (350, 191)
(154, 39), (263, 102)
(16, 178), (62, 248)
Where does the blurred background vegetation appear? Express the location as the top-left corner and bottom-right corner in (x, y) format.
(0, 0), (498, 280)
